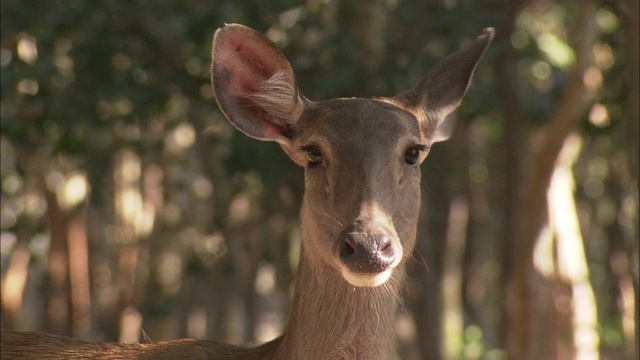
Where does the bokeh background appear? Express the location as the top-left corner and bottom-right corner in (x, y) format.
(1, 1), (637, 359)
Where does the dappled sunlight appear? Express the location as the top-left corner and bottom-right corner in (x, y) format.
(588, 103), (610, 128)
(0, 1), (636, 359)
(1, 240), (29, 323)
(114, 149), (155, 239)
(192, 176), (213, 199)
(157, 252), (183, 296)
(165, 122), (196, 155)
(119, 306), (143, 343)
(255, 262), (276, 296)
(592, 43), (615, 70)
(187, 307), (208, 339)
(517, 3), (575, 68)
(60, 172), (88, 211)
(16, 78), (38, 96)
(536, 33), (575, 68)
(618, 276), (636, 355)
(551, 135), (587, 281)
(16, 32), (37, 65)
(583, 66), (603, 92)
(533, 224), (555, 278)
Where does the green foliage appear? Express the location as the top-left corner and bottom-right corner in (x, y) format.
(1, 1), (636, 358)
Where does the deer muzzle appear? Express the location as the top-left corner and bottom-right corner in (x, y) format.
(335, 221), (402, 287)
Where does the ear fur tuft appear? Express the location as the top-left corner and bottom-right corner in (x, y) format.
(245, 70), (304, 138)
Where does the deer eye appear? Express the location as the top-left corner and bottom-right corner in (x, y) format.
(404, 145), (425, 166)
(302, 145), (322, 167)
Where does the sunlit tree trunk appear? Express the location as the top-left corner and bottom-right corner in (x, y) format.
(42, 179), (72, 336)
(67, 204), (91, 338)
(1, 235), (30, 329)
(548, 135), (600, 359)
(506, 1), (598, 358)
(112, 149), (145, 342)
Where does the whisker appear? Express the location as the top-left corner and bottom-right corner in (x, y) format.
(322, 212), (345, 228)
(412, 248), (430, 272)
(319, 219), (341, 233)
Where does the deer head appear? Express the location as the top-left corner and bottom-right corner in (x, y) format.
(212, 24), (493, 288)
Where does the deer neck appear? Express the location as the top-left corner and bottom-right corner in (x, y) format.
(277, 225), (404, 359)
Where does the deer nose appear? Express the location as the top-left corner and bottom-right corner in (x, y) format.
(338, 223), (397, 274)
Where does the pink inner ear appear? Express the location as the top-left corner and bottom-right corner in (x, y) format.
(263, 123), (283, 137)
(214, 26), (301, 141)
(253, 106), (280, 133)
(219, 33), (288, 99)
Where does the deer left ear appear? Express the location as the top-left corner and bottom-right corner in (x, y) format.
(394, 28), (494, 144)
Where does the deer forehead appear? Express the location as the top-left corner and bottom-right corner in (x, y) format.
(299, 98), (421, 158)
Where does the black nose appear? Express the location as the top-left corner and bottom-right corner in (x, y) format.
(338, 223), (397, 274)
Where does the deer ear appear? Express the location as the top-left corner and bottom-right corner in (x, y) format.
(211, 24), (305, 147)
(394, 28), (494, 144)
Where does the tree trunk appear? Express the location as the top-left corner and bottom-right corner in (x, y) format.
(42, 179), (72, 336)
(506, 1), (598, 358)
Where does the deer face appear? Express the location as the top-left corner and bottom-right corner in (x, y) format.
(211, 24), (493, 288)
(293, 99), (423, 286)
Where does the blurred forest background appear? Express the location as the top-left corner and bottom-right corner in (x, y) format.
(1, 0), (637, 359)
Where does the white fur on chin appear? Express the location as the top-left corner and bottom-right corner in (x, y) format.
(341, 268), (394, 287)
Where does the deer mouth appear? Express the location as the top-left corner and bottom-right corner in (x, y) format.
(340, 267), (397, 287)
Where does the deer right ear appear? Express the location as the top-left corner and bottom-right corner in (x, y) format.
(211, 24), (305, 148)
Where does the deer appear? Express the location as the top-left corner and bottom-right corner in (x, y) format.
(1, 24), (493, 360)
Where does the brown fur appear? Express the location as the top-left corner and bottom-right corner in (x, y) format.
(1, 24), (493, 360)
